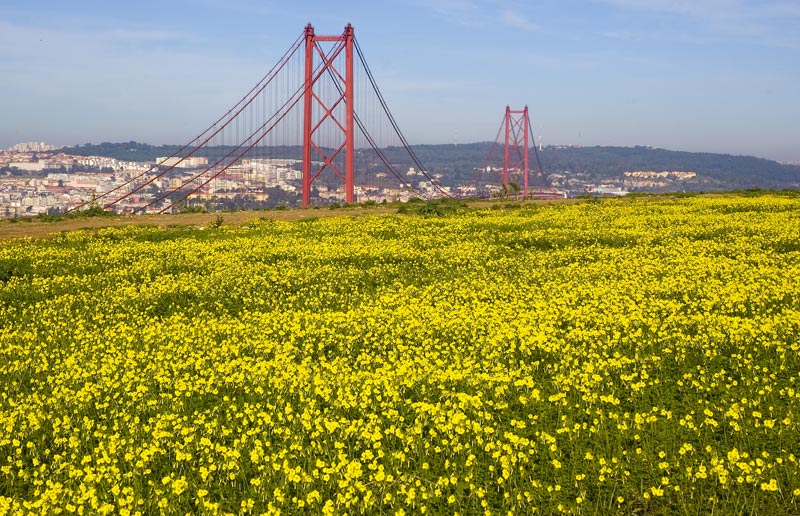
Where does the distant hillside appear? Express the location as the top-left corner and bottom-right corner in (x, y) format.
(63, 141), (800, 190)
(395, 143), (800, 190)
(538, 146), (800, 189)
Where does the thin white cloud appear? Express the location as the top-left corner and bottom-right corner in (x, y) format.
(381, 77), (485, 93)
(0, 19), (268, 146)
(599, 30), (639, 40)
(764, 2), (800, 16)
(106, 29), (195, 44)
(600, 0), (736, 17)
(597, 0), (800, 49)
(498, 10), (540, 32)
(193, 0), (287, 17)
(420, 1), (543, 32)
(416, 0), (485, 27)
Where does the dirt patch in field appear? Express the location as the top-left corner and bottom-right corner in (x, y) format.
(0, 198), (579, 241)
(0, 207), (399, 241)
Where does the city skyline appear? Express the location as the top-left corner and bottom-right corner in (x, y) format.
(1, 1), (798, 162)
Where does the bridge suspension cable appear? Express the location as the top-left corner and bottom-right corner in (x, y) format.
(152, 39), (347, 213)
(91, 25), (447, 213)
(353, 37), (452, 199)
(73, 32), (305, 212)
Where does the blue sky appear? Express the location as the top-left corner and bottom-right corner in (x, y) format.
(1, 0), (798, 162)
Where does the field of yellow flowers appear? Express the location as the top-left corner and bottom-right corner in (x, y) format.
(1, 193), (799, 515)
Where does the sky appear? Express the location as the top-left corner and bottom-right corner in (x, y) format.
(1, 0), (798, 162)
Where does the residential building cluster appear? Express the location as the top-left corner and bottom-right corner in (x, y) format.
(544, 169), (704, 196)
(621, 170), (698, 190)
(1, 148), (447, 218)
(0, 146), (155, 217)
(624, 170), (697, 179)
(8, 141), (61, 152)
(3, 142), (713, 218)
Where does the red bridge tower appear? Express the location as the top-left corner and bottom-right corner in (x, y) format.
(503, 105), (531, 198)
(302, 23), (355, 207)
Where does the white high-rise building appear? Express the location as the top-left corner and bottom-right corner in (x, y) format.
(10, 142), (58, 152)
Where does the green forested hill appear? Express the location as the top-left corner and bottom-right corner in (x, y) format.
(63, 141), (800, 190)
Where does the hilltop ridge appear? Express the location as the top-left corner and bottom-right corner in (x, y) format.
(63, 141), (800, 191)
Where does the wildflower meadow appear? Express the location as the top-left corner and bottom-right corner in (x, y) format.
(1, 193), (799, 515)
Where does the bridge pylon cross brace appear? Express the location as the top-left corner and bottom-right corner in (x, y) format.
(503, 105), (531, 198)
(301, 23), (355, 207)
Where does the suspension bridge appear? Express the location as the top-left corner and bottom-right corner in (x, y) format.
(85, 24), (553, 214)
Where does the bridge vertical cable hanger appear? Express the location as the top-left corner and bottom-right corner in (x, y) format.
(352, 37), (452, 199)
(149, 38), (348, 213)
(83, 33), (305, 212)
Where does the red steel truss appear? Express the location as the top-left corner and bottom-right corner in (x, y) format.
(302, 23), (355, 207)
(503, 105), (531, 198)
